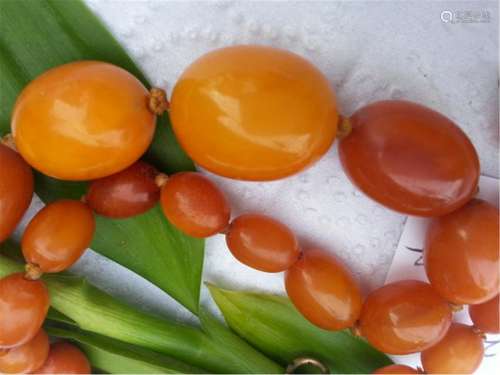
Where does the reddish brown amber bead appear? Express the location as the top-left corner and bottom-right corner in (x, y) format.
(0, 273), (49, 349)
(469, 295), (500, 334)
(359, 280), (452, 354)
(425, 199), (499, 304)
(285, 249), (362, 330)
(37, 342), (90, 374)
(160, 172), (230, 238)
(372, 364), (419, 374)
(226, 214), (300, 272)
(22, 200), (95, 273)
(86, 161), (160, 218)
(421, 323), (484, 374)
(339, 100), (479, 217)
(0, 143), (34, 242)
(0, 329), (49, 374)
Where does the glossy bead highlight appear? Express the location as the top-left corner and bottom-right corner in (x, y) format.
(0, 329), (49, 374)
(22, 200), (95, 273)
(425, 199), (499, 304)
(285, 249), (362, 330)
(226, 214), (300, 272)
(37, 342), (91, 374)
(0, 273), (49, 349)
(0, 143), (34, 242)
(160, 172), (230, 237)
(469, 295), (500, 334)
(170, 45), (338, 181)
(86, 161), (160, 218)
(339, 100), (479, 216)
(421, 323), (484, 374)
(359, 280), (452, 354)
(12, 61), (156, 181)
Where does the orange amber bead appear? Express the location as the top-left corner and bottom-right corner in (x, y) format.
(359, 280), (452, 354)
(22, 200), (95, 273)
(0, 329), (49, 374)
(170, 45), (338, 181)
(421, 323), (484, 374)
(285, 249), (362, 330)
(425, 199), (499, 304)
(0, 144), (33, 242)
(86, 161), (160, 218)
(0, 273), (49, 349)
(339, 100), (479, 216)
(12, 61), (155, 181)
(372, 364), (419, 374)
(37, 342), (90, 374)
(226, 214), (300, 272)
(160, 172), (230, 237)
(469, 295), (500, 334)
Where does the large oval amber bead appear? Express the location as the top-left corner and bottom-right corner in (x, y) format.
(12, 61), (155, 181)
(339, 100), (479, 216)
(285, 249), (362, 330)
(170, 45), (337, 181)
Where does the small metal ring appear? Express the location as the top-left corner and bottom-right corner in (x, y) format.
(285, 357), (329, 374)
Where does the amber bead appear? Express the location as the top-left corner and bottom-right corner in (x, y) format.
(160, 172), (230, 237)
(285, 249), (362, 330)
(86, 161), (160, 218)
(0, 143), (33, 242)
(37, 342), (90, 374)
(421, 323), (484, 374)
(0, 329), (49, 374)
(12, 61), (155, 181)
(469, 295), (500, 334)
(425, 199), (499, 304)
(226, 214), (300, 272)
(359, 280), (452, 354)
(22, 200), (95, 273)
(372, 364), (419, 374)
(339, 100), (479, 216)
(0, 273), (49, 348)
(170, 45), (337, 181)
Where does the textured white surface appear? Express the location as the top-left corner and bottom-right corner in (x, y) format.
(15, 0), (500, 342)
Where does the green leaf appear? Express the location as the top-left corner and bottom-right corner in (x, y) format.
(208, 284), (393, 374)
(0, 0), (203, 313)
(45, 323), (205, 374)
(0, 253), (283, 374)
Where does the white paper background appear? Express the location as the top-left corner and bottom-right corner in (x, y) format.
(11, 0), (499, 372)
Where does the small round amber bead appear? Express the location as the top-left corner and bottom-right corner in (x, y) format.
(285, 249), (362, 330)
(421, 323), (484, 374)
(226, 214), (300, 272)
(469, 295), (500, 334)
(359, 280), (452, 354)
(86, 161), (160, 218)
(160, 172), (230, 238)
(0, 329), (49, 374)
(37, 342), (91, 374)
(425, 199), (499, 304)
(22, 200), (95, 273)
(0, 273), (49, 349)
(0, 143), (33, 242)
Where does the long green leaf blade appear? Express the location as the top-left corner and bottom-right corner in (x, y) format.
(0, 253), (283, 374)
(208, 284), (393, 374)
(0, 0), (202, 313)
